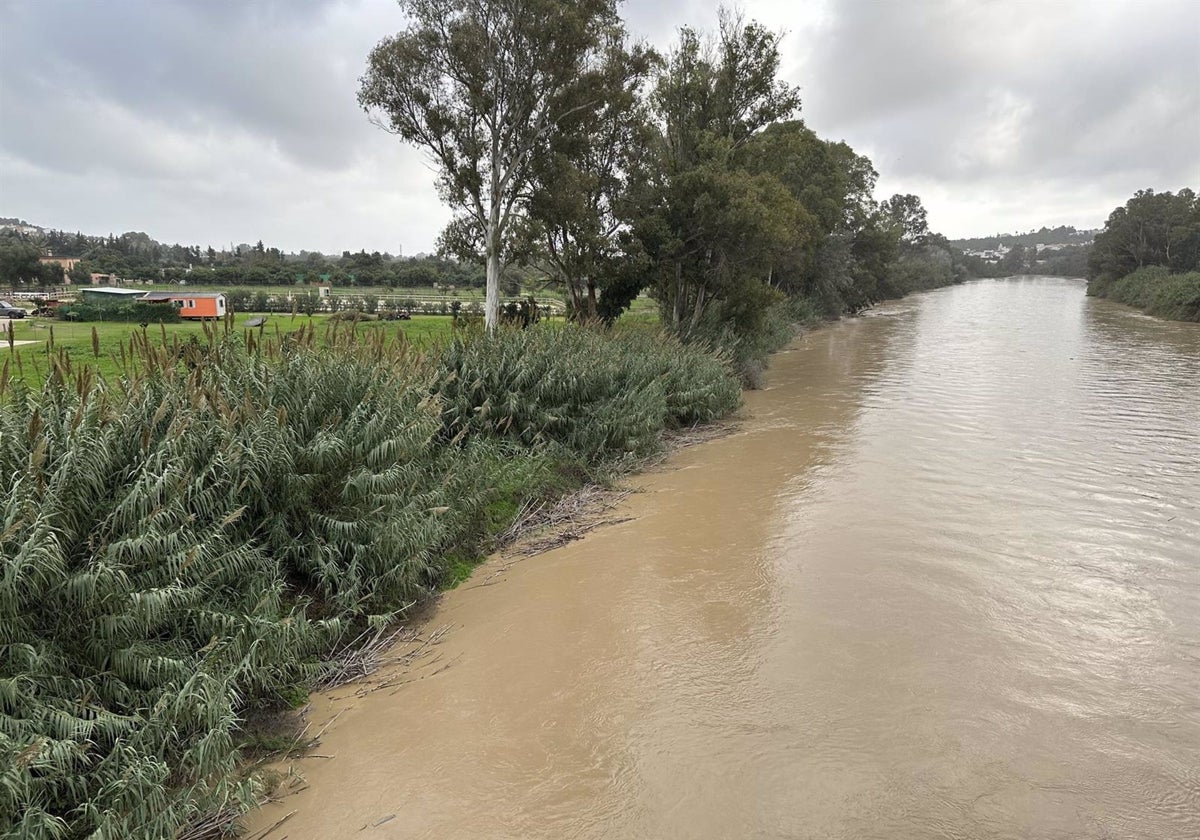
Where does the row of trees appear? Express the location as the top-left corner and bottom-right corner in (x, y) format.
(1088, 188), (1200, 281)
(957, 242), (1092, 279)
(8, 2), (968, 342)
(0, 227), (526, 291)
(1086, 187), (1200, 322)
(953, 225), (1094, 252)
(359, 1), (966, 335)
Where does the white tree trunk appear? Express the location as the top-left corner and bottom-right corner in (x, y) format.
(485, 246), (501, 333)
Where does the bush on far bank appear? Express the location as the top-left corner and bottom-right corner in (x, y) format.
(1088, 266), (1200, 322)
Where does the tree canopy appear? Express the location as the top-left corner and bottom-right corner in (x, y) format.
(359, 0), (626, 331)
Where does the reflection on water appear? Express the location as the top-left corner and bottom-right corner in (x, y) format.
(246, 278), (1200, 839)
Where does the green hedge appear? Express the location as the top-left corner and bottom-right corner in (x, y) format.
(1088, 266), (1200, 322)
(57, 301), (183, 323)
(0, 323), (740, 838)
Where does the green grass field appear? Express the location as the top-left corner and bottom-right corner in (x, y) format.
(3, 313), (458, 386)
(3, 294), (661, 387)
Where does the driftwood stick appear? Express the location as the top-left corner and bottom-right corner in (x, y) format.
(247, 810), (296, 840)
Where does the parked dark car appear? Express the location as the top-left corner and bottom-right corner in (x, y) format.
(0, 300), (28, 319)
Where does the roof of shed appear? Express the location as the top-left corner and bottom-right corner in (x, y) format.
(141, 291), (226, 300)
(81, 287), (144, 296)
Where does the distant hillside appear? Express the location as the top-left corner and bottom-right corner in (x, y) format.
(949, 226), (1095, 279)
(951, 225), (1096, 252)
(0, 217), (45, 235)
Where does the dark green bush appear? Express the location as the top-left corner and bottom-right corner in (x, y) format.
(57, 301), (183, 323)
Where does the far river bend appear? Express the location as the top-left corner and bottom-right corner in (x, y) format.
(247, 277), (1200, 839)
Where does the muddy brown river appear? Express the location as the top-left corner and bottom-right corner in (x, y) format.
(246, 278), (1200, 839)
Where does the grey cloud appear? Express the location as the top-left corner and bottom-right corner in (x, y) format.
(801, 0), (1200, 188)
(1, 0), (398, 172)
(1, 0), (1197, 251)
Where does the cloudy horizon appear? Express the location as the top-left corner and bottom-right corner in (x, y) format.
(1, 0), (1197, 254)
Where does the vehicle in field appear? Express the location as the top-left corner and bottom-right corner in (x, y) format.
(0, 300), (28, 319)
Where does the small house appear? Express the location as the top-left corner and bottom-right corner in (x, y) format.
(140, 291), (227, 320)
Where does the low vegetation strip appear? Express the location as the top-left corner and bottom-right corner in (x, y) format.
(0, 323), (739, 838)
(1087, 267), (1200, 322)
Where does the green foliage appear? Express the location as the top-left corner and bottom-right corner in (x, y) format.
(883, 242), (959, 297)
(688, 279), (793, 386)
(636, 17), (803, 339)
(1089, 266), (1200, 322)
(437, 325), (740, 461)
(1086, 187), (1200, 322)
(0, 320), (740, 837)
(0, 237), (62, 287)
(521, 33), (656, 322)
(1088, 188), (1200, 282)
(56, 301), (183, 324)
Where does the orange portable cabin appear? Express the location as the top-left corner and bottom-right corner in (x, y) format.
(141, 291), (227, 320)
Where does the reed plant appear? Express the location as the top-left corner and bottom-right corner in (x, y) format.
(1, 320), (740, 837)
(438, 325), (740, 460)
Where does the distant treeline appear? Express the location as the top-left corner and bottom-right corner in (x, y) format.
(0, 229), (526, 291)
(1086, 188), (1200, 322)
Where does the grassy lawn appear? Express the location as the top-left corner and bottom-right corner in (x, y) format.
(3, 313), (458, 387)
(4, 296), (659, 388)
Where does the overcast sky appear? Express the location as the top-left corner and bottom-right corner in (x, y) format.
(1, 0), (1197, 254)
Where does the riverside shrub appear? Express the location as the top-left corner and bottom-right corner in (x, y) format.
(0, 321), (740, 838)
(438, 325), (740, 459)
(1088, 266), (1200, 322)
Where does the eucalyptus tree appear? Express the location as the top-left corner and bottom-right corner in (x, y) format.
(635, 13), (804, 336)
(881, 193), (930, 247)
(359, 0), (623, 331)
(519, 32), (656, 322)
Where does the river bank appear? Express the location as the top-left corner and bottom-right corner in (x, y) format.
(1086, 266), (1200, 322)
(243, 278), (1200, 839)
(0, 323), (743, 838)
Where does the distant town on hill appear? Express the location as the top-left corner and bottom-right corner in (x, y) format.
(950, 226), (1096, 278)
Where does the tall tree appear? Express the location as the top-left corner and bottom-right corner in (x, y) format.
(359, 0), (622, 331)
(881, 193), (930, 247)
(1089, 188), (1199, 280)
(520, 33), (656, 321)
(635, 13), (803, 336)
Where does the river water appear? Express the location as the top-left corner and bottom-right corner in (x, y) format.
(246, 278), (1200, 839)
